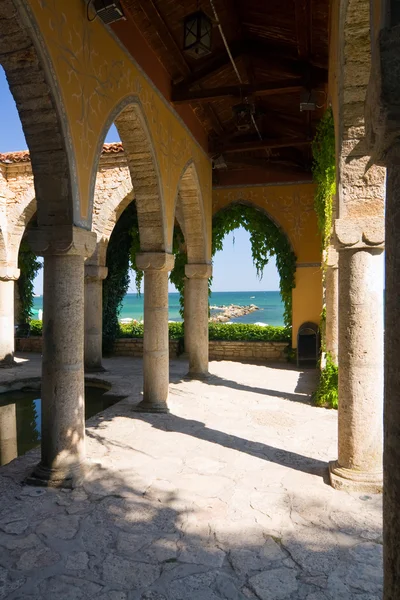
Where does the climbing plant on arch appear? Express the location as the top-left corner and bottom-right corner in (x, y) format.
(212, 204), (297, 328)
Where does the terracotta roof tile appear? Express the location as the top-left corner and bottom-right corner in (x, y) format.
(0, 143), (124, 164)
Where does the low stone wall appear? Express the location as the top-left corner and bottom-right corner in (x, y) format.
(112, 338), (180, 358)
(16, 337), (288, 362)
(209, 340), (288, 362)
(15, 337), (43, 352)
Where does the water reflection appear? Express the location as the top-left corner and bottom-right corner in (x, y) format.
(0, 386), (118, 466)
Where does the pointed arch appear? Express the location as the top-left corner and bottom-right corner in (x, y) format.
(174, 160), (208, 264)
(88, 96), (166, 252)
(0, 0), (77, 227)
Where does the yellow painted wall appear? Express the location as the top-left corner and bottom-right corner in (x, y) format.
(26, 0), (211, 253)
(213, 184), (323, 347)
(292, 267), (323, 349)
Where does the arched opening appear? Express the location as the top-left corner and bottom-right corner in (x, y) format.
(0, 4), (75, 228)
(212, 202), (296, 328)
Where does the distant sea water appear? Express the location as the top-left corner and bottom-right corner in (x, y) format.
(32, 290), (285, 326)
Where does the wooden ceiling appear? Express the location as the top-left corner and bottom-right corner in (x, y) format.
(120, 0), (330, 182)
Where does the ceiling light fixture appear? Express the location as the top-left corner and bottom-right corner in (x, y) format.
(183, 11), (212, 59)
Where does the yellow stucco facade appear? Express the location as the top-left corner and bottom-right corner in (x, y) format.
(213, 184), (323, 347)
(26, 0), (211, 251)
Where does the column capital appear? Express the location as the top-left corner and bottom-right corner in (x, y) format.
(325, 246), (338, 269)
(0, 266), (20, 281)
(28, 226), (96, 258)
(335, 218), (384, 250)
(185, 263), (212, 279)
(136, 252), (174, 272)
(84, 265), (108, 281)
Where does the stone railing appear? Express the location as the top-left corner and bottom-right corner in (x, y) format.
(16, 337), (288, 362)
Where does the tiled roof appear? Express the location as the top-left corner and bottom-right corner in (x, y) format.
(0, 142), (124, 164)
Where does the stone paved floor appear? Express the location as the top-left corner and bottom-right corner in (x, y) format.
(0, 354), (383, 599)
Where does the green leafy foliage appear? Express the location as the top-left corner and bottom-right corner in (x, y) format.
(17, 240), (42, 324)
(27, 319), (290, 345)
(103, 202), (139, 353)
(119, 321), (289, 342)
(314, 353), (338, 409)
(29, 320), (43, 336)
(169, 228), (187, 318)
(212, 204), (296, 327)
(119, 321), (184, 340)
(208, 323), (291, 342)
(312, 107), (336, 251)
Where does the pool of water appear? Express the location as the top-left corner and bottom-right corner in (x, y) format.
(0, 385), (119, 466)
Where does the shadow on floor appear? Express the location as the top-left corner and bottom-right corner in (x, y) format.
(170, 366), (317, 406)
(103, 409), (330, 481)
(0, 452), (383, 599)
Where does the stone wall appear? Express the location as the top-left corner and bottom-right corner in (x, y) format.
(16, 337), (288, 362)
(112, 338), (181, 358)
(209, 340), (288, 362)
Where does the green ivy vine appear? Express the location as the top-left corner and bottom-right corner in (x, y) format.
(312, 108), (339, 408)
(17, 239), (42, 324)
(103, 201), (140, 353)
(212, 204), (297, 328)
(311, 107), (336, 251)
(169, 227), (187, 318)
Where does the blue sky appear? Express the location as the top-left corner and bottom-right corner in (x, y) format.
(0, 66), (279, 293)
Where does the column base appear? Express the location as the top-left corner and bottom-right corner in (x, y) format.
(0, 358), (19, 369)
(84, 364), (106, 374)
(329, 460), (383, 494)
(25, 460), (91, 489)
(186, 371), (210, 381)
(132, 399), (169, 414)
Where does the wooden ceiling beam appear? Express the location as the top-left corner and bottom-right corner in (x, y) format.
(295, 0), (312, 62)
(134, 0), (190, 77)
(213, 137), (311, 154)
(172, 82), (304, 104)
(174, 43), (244, 88)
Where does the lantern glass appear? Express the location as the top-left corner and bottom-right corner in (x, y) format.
(183, 11), (212, 59)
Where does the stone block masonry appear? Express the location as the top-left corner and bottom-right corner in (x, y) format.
(209, 340), (288, 362)
(16, 337), (288, 362)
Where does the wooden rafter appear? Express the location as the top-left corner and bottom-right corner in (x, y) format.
(134, 0), (190, 77)
(212, 137), (311, 154)
(295, 0), (312, 62)
(172, 82), (304, 104)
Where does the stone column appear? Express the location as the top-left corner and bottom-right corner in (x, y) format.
(27, 227), (96, 486)
(329, 219), (384, 493)
(185, 263), (212, 378)
(84, 264), (108, 372)
(134, 252), (174, 413)
(325, 247), (339, 363)
(0, 267), (19, 367)
(0, 403), (17, 466)
(383, 150), (400, 600)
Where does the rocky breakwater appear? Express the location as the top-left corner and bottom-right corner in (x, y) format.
(210, 304), (259, 323)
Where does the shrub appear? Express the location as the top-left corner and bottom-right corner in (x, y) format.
(208, 323), (291, 342)
(29, 320), (43, 336)
(118, 321), (184, 340)
(25, 320), (290, 345)
(314, 353), (338, 409)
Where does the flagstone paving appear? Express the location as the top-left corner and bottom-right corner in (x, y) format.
(0, 355), (383, 599)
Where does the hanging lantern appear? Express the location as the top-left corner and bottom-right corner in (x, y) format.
(232, 103), (255, 132)
(183, 11), (212, 59)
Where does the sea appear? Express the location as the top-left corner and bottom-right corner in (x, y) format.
(32, 290), (285, 326)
